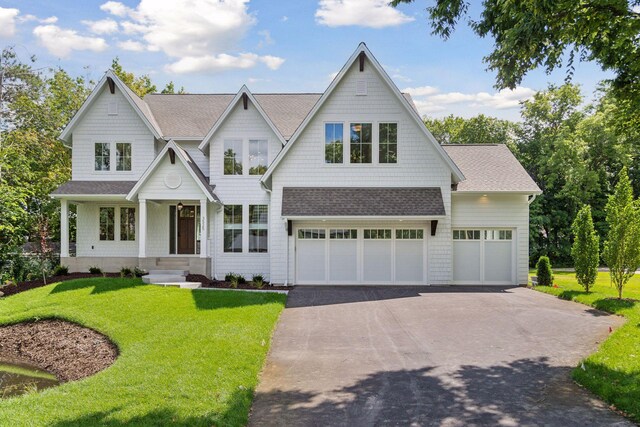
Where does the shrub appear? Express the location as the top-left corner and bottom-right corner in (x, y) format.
(120, 267), (133, 278)
(237, 275), (246, 284)
(89, 266), (102, 275)
(133, 267), (146, 277)
(571, 205), (599, 293)
(225, 272), (236, 282)
(53, 265), (69, 276)
(252, 274), (265, 289)
(536, 256), (553, 286)
(229, 275), (239, 289)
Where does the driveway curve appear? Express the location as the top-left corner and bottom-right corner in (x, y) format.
(250, 286), (630, 426)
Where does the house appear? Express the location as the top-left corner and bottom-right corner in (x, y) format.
(51, 43), (541, 286)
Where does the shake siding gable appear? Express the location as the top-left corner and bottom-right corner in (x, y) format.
(269, 60), (453, 284)
(138, 156), (205, 201)
(72, 85), (156, 181)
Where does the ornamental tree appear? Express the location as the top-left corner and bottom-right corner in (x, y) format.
(571, 205), (599, 292)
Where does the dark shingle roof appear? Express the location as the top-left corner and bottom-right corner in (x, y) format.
(282, 187), (445, 217)
(442, 144), (541, 193)
(51, 181), (137, 195)
(173, 144), (220, 202)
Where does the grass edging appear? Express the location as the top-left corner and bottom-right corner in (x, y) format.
(532, 272), (640, 423)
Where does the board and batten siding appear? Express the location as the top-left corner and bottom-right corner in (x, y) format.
(71, 85), (156, 181)
(269, 59), (453, 285)
(451, 193), (530, 285)
(207, 100), (280, 280)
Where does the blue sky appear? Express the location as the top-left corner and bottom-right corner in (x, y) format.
(0, 0), (611, 120)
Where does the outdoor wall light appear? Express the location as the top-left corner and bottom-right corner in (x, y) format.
(177, 202), (184, 211)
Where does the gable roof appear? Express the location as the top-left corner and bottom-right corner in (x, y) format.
(126, 140), (220, 203)
(198, 86), (288, 151)
(60, 70), (162, 143)
(259, 43), (465, 188)
(443, 144), (541, 194)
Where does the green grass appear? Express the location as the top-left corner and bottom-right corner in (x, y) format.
(0, 278), (286, 426)
(533, 271), (640, 422)
(0, 363), (57, 381)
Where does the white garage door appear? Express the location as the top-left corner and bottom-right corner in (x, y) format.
(452, 229), (514, 285)
(296, 227), (426, 285)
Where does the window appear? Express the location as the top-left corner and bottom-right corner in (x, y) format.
(453, 229), (481, 240)
(379, 123), (397, 164)
(249, 140), (268, 175)
(364, 229), (391, 239)
(396, 229), (423, 239)
(325, 123), (343, 164)
(485, 229), (513, 240)
(95, 143), (110, 171)
(329, 229), (357, 239)
(350, 123), (372, 163)
(99, 207), (114, 240)
(297, 229), (326, 239)
(120, 207), (136, 241)
(224, 140), (243, 175)
(116, 143), (132, 171)
(224, 205), (243, 252)
(249, 205), (268, 252)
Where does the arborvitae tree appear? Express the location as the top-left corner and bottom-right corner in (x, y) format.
(571, 205), (599, 292)
(536, 256), (553, 286)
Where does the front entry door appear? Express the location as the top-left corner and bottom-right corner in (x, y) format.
(177, 206), (195, 254)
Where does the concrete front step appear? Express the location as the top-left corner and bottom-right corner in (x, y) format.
(148, 270), (189, 276)
(151, 282), (202, 289)
(143, 274), (186, 284)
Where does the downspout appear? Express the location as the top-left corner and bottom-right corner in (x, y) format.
(528, 194), (537, 205)
(284, 217), (289, 287)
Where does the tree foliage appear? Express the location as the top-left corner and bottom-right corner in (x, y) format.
(571, 205), (599, 293)
(602, 167), (640, 299)
(423, 114), (516, 146)
(111, 57), (156, 98)
(161, 81), (186, 94)
(536, 256), (553, 286)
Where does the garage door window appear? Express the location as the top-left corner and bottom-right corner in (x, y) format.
(364, 229), (391, 239)
(453, 229), (480, 240)
(396, 229), (423, 239)
(329, 229), (357, 239)
(298, 229), (326, 239)
(485, 229), (512, 240)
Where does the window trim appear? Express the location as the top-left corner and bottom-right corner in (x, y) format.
(379, 122), (398, 164)
(119, 207), (136, 241)
(223, 204), (243, 253)
(349, 122), (373, 164)
(94, 142), (111, 172)
(223, 138), (270, 177)
(324, 122), (344, 164)
(249, 204), (269, 253)
(115, 142), (132, 172)
(99, 207), (115, 241)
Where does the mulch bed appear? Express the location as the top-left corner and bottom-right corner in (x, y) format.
(187, 274), (291, 291)
(0, 319), (118, 382)
(0, 273), (121, 298)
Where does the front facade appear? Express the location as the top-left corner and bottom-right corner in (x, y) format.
(52, 43), (541, 286)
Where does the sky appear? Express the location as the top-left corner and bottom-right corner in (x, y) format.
(0, 0), (613, 120)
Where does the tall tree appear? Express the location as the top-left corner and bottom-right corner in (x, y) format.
(161, 81), (186, 94)
(571, 205), (600, 293)
(424, 114), (518, 146)
(602, 167), (640, 299)
(111, 57), (156, 98)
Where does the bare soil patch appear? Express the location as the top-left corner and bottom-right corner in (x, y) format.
(0, 319), (118, 382)
(187, 274), (291, 291)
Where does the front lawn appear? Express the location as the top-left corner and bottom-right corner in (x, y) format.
(0, 278), (286, 426)
(533, 272), (640, 422)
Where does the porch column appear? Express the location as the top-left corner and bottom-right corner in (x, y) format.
(60, 199), (69, 258)
(139, 199), (147, 258)
(200, 198), (208, 258)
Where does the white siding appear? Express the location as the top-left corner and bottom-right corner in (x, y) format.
(72, 85), (156, 181)
(138, 156), (205, 200)
(76, 202), (139, 257)
(176, 140), (209, 177)
(208, 100), (278, 280)
(270, 60), (453, 285)
(451, 193), (530, 285)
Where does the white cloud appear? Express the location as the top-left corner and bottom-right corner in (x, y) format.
(316, 0), (414, 28)
(100, 1), (135, 17)
(82, 18), (118, 34)
(166, 52), (285, 74)
(40, 16), (58, 24)
(0, 7), (19, 38)
(281, 16), (289, 22)
(402, 85), (439, 96)
(118, 39), (145, 52)
(257, 29), (273, 48)
(328, 71), (339, 81)
(33, 25), (108, 58)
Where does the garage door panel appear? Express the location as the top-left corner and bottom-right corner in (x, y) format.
(395, 241), (423, 282)
(363, 240), (392, 282)
(453, 241), (481, 282)
(329, 240), (358, 282)
(484, 241), (512, 283)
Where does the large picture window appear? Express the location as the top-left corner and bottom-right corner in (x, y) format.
(224, 140), (243, 175)
(95, 143), (110, 171)
(224, 205), (243, 252)
(325, 123), (343, 164)
(350, 123), (372, 163)
(99, 207), (114, 241)
(120, 207), (136, 241)
(249, 205), (268, 252)
(116, 143), (132, 171)
(249, 140), (268, 175)
(379, 123), (397, 164)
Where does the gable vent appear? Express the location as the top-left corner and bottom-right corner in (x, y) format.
(355, 80), (367, 96)
(108, 102), (118, 116)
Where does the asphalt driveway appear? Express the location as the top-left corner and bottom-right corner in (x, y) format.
(250, 286), (630, 426)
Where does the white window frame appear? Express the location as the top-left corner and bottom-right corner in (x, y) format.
(249, 204), (269, 253)
(321, 120), (399, 166)
(222, 138), (270, 177)
(94, 143), (111, 172)
(115, 142), (132, 171)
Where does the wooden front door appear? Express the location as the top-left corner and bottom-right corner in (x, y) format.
(177, 206), (195, 254)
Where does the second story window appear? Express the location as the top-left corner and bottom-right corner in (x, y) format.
(350, 123), (372, 164)
(95, 143), (110, 171)
(224, 139), (243, 175)
(116, 143), (132, 171)
(379, 123), (397, 164)
(325, 123), (343, 164)
(249, 139), (268, 175)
